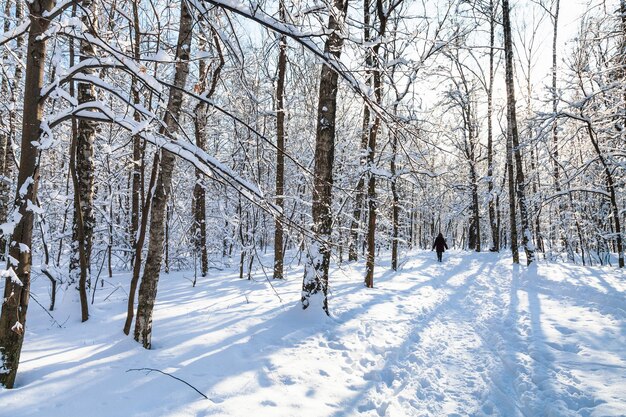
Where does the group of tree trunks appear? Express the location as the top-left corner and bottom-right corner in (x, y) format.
(0, 0), (623, 389)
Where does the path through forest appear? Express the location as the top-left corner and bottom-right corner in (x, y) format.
(0, 251), (623, 417)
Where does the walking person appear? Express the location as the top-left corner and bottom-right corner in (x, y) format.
(432, 232), (448, 262)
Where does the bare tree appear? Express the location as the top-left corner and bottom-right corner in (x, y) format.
(193, 26), (224, 278)
(273, 0), (287, 279)
(502, 0), (535, 265)
(134, 0), (193, 348)
(69, 0), (99, 322)
(486, 0), (499, 251)
(301, 0), (349, 314)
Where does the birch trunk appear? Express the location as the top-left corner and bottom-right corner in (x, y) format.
(487, 0), (498, 251)
(69, 0), (99, 322)
(502, 0), (534, 265)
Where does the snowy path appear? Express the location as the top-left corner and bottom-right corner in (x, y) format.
(327, 253), (625, 417)
(0, 251), (624, 417)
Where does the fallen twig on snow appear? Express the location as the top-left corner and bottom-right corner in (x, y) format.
(126, 368), (212, 401)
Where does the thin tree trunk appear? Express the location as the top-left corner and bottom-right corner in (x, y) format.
(469, 135), (481, 252)
(503, 0), (534, 265)
(302, 0), (349, 314)
(584, 122), (624, 267)
(0, 0), (13, 257)
(123, 152), (159, 335)
(0, 0), (56, 388)
(69, 0), (99, 322)
(0, 0), (23, 260)
(348, 0), (372, 263)
(551, 0), (560, 190)
(273, 0), (287, 279)
(193, 28), (223, 278)
(550, 0), (565, 255)
(390, 129), (399, 270)
(134, 0), (193, 348)
(130, 0), (144, 269)
(487, 0), (498, 251)
(38, 214), (57, 311)
(365, 0), (395, 288)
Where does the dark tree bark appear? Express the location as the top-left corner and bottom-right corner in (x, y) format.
(0, 0), (56, 388)
(486, 0), (499, 251)
(123, 152), (159, 335)
(551, 0), (560, 191)
(453, 58), (481, 253)
(130, 0), (144, 269)
(468, 119), (481, 253)
(584, 122), (624, 268)
(301, 0), (348, 314)
(134, 0), (193, 348)
(0, 0), (12, 258)
(502, 0), (534, 265)
(193, 28), (223, 278)
(390, 128), (400, 270)
(365, 0), (399, 287)
(273, 0), (287, 279)
(348, 0), (372, 263)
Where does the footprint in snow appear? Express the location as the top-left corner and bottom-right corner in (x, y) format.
(357, 400), (376, 413)
(554, 325), (575, 335)
(281, 376), (296, 385)
(327, 341), (348, 350)
(545, 341), (581, 353)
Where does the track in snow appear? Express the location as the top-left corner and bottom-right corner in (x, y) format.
(1, 250), (624, 417)
(324, 251), (625, 417)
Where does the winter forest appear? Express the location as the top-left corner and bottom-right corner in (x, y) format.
(0, 0), (624, 415)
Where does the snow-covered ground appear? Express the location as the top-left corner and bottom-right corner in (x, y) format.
(0, 250), (624, 417)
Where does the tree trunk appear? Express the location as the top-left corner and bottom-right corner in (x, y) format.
(69, 0), (99, 322)
(584, 122), (624, 267)
(273, 0), (287, 279)
(364, 0), (392, 288)
(469, 145), (481, 252)
(465, 79), (480, 253)
(302, 0), (348, 314)
(130, 0), (144, 269)
(503, 0), (534, 265)
(0, 0), (55, 388)
(193, 28), (222, 279)
(390, 129), (399, 271)
(550, 0), (565, 255)
(551, 0), (560, 190)
(134, 0), (193, 348)
(348, 0), (372, 263)
(123, 152), (159, 335)
(0, 0), (12, 258)
(487, 0), (498, 251)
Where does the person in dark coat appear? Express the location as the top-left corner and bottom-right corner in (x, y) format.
(432, 233), (448, 262)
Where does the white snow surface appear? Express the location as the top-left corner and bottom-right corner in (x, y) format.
(0, 250), (624, 417)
